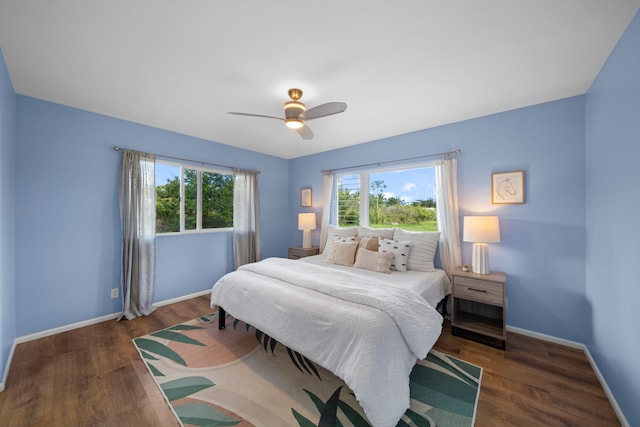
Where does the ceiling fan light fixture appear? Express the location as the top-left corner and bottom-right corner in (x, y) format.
(285, 118), (304, 129)
(284, 99), (305, 129)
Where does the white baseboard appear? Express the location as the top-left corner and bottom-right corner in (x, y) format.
(506, 324), (584, 349)
(0, 340), (17, 392)
(15, 289), (211, 344)
(153, 289), (211, 308)
(583, 346), (630, 427)
(15, 311), (122, 344)
(506, 325), (629, 427)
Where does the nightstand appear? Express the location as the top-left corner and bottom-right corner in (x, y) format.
(451, 267), (506, 349)
(288, 246), (319, 260)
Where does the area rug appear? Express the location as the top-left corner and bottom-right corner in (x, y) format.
(133, 313), (482, 427)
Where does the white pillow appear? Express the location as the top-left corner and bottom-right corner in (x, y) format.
(393, 229), (440, 272)
(323, 225), (358, 254)
(378, 238), (411, 272)
(354, 248), (394, 274)
(358, 226), (395, 239)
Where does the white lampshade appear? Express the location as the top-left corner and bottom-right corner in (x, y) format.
(298, 213), (316, 249)
(463, 216), (500, 275)
(463, 216), (500, 243)
(298, 213), (317, 231)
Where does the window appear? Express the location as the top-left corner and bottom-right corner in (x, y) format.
(155, 161), (233, 234)
(335, 165), (437, 231)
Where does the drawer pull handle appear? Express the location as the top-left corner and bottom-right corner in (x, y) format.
(468, 287), (487, 293)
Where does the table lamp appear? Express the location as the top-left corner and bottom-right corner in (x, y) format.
(463, 216), (500, 274)
(298, 213), (317, 249)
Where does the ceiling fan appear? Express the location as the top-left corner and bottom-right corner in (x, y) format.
(228, 88), (347, 140)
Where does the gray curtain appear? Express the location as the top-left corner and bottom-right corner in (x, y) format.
(233, 169), (261, 269)
(119, 149), (156, 320)
(435, 154), (462, 279)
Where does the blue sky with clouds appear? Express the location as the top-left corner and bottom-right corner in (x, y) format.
(370, 167), (436, 204)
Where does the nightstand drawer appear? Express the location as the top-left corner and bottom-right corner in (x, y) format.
(454, 277), (504, 306)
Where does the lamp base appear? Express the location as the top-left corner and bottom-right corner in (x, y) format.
(471, 243), (491, 275)
(302, 230), (312, 249)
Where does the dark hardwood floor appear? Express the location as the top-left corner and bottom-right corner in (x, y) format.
(0, 295), (620, 426)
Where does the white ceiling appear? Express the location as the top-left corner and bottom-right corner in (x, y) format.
(1, 1), (638, 159)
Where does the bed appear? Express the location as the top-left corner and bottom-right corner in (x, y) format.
(210, 227), (451, 427)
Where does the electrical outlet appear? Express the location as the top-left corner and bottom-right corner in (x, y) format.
(111, 288), (119, 299)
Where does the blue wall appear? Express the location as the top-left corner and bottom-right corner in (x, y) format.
(0, 50), (16, 383)
(289, 96), (587, 342)
(586, 9), (640, 426)
(0, 49), (16, 386)
(14, 96), (289, 336)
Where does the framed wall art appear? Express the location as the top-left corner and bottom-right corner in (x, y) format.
(492, 170), (524, 204)
(301, 187), (312, 207)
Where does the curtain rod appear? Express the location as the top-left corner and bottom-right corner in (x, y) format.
(320, 148), (461, 174)
(113, 146), (260, 174)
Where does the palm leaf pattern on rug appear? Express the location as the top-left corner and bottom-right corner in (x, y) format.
(134, 323), (206, 375)
(291, 350), (481, 427)
(292, 386), (371, 427)
(161, 377), (241, 427)
(134, 314), (481, 427)
(230, 313), (322, 380)
(133, 317), (243, 426)
(227, 315), (376, 427)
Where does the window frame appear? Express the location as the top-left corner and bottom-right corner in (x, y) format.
(155, 159), (234, 236)
(334, 161), (437, 229)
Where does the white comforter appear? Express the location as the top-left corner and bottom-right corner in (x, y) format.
(210, 257), (444, 427)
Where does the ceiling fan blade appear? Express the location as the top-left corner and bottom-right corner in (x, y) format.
(296, 124), (314, 140)
(302, 102), (347, 121)
(228, 112), (284, 121)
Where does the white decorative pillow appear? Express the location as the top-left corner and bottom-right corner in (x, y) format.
(393, 229), (440, 272)
(323, 225), (358, 254)
(378, 238), (411, 272)
(354, 248), (394, 274)
(358, 226), (395, 240)
(327, 241), (359, 267)
(332, 235), (358, 244)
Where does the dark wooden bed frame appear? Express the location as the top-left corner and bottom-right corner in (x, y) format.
(218, 307), (226, 329)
